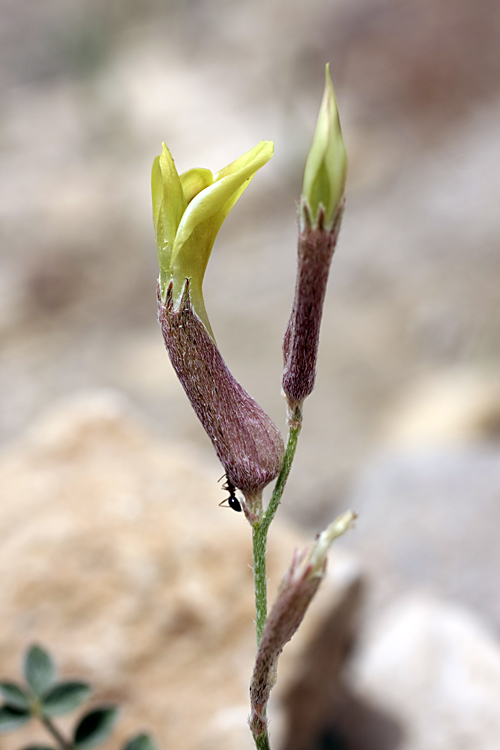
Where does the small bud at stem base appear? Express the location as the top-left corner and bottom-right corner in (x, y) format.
(249, 509), (356, 738)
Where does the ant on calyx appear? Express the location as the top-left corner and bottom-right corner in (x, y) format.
(218, 474), (242, 512)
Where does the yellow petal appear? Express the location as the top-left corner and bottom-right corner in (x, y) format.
(151, 143), (187, 296)
(171, 141), (273, 270)
(180, 168), (214, 204)
(213, 139), (274, 182)
(169, 141), (274, 328)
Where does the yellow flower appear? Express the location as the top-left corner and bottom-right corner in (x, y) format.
(302, 64), (347, 227)
(152, 141), (274, 338)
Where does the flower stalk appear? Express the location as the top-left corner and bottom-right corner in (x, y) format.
(252, 417), (302, 645)
(152, 63), (350, 750)
(249, 65), (348, 749)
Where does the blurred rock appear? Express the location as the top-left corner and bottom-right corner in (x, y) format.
(383, 368), (500, 449)
(349, 595), (500, 750)
(0, 390), (362, 750)
(337, 440), (500, 631)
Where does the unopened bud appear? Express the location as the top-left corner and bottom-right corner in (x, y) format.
(282, 65), (347, 417)
(302, 64), (347, 229)
(249, 510), (356, 737)
(282, 199), (344, 415)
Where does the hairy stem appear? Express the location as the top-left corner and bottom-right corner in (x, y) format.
(41, 715), (72, 750)
(263, 418), (302, 533)
(250, 416), (302, 750)
(252, 415), (302, 646)
(253, 422), (302, 646)
(253, 731), (272, 750)
(252, 522), (268, 647)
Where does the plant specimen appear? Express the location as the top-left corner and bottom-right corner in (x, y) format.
(153, 64), (355, 750)
(0, 65), (354, 750)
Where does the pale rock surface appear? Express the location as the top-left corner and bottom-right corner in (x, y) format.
(0, 391), (361, 750)
(349, 595), (500, 750)
(383, 368), (500, 450)
(337, 439), (500, 630)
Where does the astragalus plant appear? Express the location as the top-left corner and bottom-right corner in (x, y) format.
(152, 65), (356, 750)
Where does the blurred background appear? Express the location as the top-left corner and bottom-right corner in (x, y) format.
(1, 0), (500, 748)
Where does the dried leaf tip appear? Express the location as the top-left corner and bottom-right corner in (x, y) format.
(249, 510), (356, 737)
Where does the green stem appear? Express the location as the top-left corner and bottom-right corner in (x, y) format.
(253, 731), (272, 750)
(252, 419), (302, 645)
(252, 522), (268, 647)
(41, 715), (73, 750)
(263, 421), (302, 532)
(250, 410), (302, 750)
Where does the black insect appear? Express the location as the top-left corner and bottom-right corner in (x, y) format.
(218, 474), (242, 512)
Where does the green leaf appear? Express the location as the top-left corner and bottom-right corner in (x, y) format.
(24, 646), (56, 697)
(0, 682), (30, 710)
(0, 704), (30, 732)
(73, 706), (118, 749)
(42, 681), (91, 717)
(123, 734), (157, 750)
(20, 746), (55, 750)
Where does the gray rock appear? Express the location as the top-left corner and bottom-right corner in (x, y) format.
(350, 595), (500, 750)
(338, 443), (500, 632)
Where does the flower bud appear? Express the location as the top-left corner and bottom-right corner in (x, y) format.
(282, 66), (347, 418)
(302, 64), (347, 228)
(249, 510), (356, 737)
(282, 200), (344, 416)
